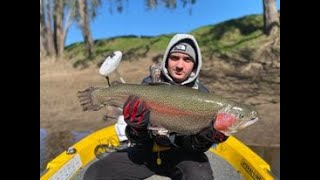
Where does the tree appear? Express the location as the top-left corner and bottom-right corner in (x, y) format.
(40, 0), (46, 56)
(145, 0), (195, 15)
(40, 0), (98, 59)
(53, 0), (75, 57)
(40, 0), (56, 56)
(263, 0), (279, 36)
(53, 0), (65, 57)
(40, 0), (76, 58)
(75, 0), (101, 58)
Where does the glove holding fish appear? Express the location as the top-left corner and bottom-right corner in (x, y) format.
(123, 96), (150, 129)
(77, 82), (259, 136)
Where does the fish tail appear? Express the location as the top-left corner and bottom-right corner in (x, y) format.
(77, 87), (104, 111)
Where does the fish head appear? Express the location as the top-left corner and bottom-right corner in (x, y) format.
(214, 104), (259, 136)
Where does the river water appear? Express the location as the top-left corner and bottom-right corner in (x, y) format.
(40, 128), (89, 173)
(40, 129), (280, 178)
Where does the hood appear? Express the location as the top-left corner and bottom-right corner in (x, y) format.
(161, 34), (202, 85)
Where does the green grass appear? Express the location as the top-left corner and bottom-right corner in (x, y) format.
(64, 13), (279, 67)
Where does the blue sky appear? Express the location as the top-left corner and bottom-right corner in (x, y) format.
(66, 0), (280, 46)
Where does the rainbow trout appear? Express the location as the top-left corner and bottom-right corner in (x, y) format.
(77, 82), (258, 136)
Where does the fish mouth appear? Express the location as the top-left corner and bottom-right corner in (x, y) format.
(238, 117), (259, 129)
(222, 117), (259, 136)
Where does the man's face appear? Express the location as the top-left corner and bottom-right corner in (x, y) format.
(167, 52), (195, 83)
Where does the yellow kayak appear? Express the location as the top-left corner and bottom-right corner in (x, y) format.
(40, 123), (275, 180)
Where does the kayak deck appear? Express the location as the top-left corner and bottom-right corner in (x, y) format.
(70, 150), (243, 180)
(40, 124), (274, 180)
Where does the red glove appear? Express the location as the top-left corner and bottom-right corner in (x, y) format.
(123, 96), (150, 131)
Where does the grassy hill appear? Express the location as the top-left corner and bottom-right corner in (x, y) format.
(64, 13), (279, 68)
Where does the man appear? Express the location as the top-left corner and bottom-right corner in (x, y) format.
(84, 34), (229, 180)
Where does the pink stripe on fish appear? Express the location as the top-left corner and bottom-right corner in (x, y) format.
(147, 101), (196, 117)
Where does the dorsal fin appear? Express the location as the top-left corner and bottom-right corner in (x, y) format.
(148, 82), (171, 86)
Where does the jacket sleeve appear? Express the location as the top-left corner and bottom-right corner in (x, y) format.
(174, 135), (212, 152)
(125, 126), (153, 146)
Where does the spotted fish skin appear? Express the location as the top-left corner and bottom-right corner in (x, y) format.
(77, 82), (259, 135)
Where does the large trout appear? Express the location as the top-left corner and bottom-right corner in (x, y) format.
(77, 82), (258, 136)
